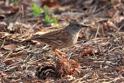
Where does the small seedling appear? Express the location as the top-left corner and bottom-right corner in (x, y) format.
(43, 6), (58, 25)
(31, 3), (59, 26)
(32, 3), (44, 16)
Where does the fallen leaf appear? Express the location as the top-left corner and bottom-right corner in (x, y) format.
(80, 45), (98, 56)
(3, 44), (17, 51)
(41, 0), (60, 8)
(0, 32), (11, 38)
(3, 58), (15, 65)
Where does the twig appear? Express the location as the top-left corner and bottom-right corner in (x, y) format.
(3, 51), (13, 62)
(0, 39), (5, 48)
(95, 24), (100, 38)
(108, 46), (123, 53)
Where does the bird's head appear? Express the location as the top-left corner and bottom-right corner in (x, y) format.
(66, 20), (89, 32)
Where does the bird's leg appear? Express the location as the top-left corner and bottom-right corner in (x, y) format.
(54, 49), (67, 58)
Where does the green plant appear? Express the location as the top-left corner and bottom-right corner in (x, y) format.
(32, 4), (58, 25)
(32, 3), (44, 16)
(44, 14), (58, 25)
(43, 6), (58, 25)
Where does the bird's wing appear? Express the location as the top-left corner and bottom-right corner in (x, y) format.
(31, 28), (70, 46)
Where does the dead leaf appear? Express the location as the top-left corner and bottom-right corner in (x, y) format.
(0, 32), (11, 38)
(3, 58), (15, 65)
(56, 58), (81, 76)
(1, 5), (19, 16)
(80, 45), (98, 56)
(3, 44), (17, 51)
(41, 0), (60, 8)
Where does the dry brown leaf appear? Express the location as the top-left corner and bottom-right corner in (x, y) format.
(3, 58), (15, 65)
(3, 44), (17, 51)
(0, 32), (11, 38)
(1, 5), (19, 16)
(56, 58), (81, 76)
(41, 0), (60, 8)
(116, 66), (124, 72)
(80, 45), (98, 56)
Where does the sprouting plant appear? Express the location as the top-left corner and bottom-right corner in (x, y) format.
(31, 3), (58, 25)
(32, 3), (44, 16)
(43, 6), (58, 25)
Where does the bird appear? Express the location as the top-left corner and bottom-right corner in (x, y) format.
(31, 20), (88, 57)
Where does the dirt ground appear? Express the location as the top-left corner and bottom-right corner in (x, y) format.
(0, 0), (124, 83)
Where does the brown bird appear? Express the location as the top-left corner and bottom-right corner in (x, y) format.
(31, 20), (88, 57)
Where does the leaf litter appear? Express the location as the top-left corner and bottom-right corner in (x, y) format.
(0, 0), (124, 83)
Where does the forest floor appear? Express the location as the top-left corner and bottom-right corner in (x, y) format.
(0, 0), (124, 83)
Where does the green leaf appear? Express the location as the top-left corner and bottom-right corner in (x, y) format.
(32, 3), (44, 16)
(43, 6), (49, 15)
(44, 15), (57, 24)
(43, 6), (58, 25)
(31, 4), (59, 25)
